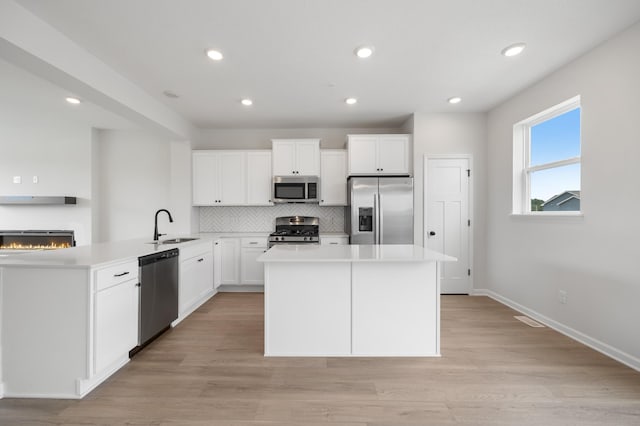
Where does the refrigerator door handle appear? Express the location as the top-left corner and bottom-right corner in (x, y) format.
(379, 193), (383, 244)
(373, 193), (378, 245)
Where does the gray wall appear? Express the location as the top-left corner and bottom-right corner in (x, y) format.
(194, 127), (403, 149)
(409, 113), (488, 288)
(486, 22), (640, 367)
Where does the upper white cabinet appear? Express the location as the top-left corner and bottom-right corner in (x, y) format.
(272, 139), (320, 176)
(347, 134), (411, 176)
(193, 150), (273, 206)
(246, 151), (274, 205)
(192, 151), (246, 206)
(320, 150), (348, 206)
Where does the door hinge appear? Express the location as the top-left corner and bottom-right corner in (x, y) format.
(468, 269), (471, 276)
(466, 169), (470, 177)
(467, 219), (471, 227)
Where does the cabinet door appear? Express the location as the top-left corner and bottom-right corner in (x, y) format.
(220, 238), (241, 285)
(247, 151), (273, 205)
(377, 135), (409, 174)
(295, 139), (320, 175)
(320, 150), (347, 206)
(218, 152), (246, 205)
(348, 135), (378, 175)
(192, 152), (219, 205)
(321, 236), (349, 245)
(95, 280), (138, 374)
(272, 140), (297, 176)
(179, 251), (213, 315)
(213, 240), (222, 289)
(240, 247), (266, 285)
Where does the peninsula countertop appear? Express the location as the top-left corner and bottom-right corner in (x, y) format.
(258, 244), (456, 263)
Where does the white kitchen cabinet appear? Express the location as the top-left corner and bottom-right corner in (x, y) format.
(219, 237), (241, 285)
(320, 235), (349, 245)
(347, 134), (410, 176)
(93, 260), (139, 376)
(272, 139), (320, 176)
(240, 237), (268, 285)
(320, 149), (348, 206)
(192, 151), (246, 205)
(213, 239), (222, 289)
(178, 242), (214, 320)
(246, 151), (274, 205)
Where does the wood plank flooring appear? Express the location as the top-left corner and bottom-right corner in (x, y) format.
(2, 293), (640, 425)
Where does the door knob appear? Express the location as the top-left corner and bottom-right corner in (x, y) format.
(429, 231), (436, 236)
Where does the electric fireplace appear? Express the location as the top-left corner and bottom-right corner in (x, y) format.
(0, 230), (76, 251)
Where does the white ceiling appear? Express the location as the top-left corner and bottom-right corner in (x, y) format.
(15, 0), (640, 129)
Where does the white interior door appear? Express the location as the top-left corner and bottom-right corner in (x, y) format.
(425, 157), (471, 294)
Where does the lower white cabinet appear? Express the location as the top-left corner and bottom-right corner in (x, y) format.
(240, 237), (268, 285)
(93, 260), (139, 375)
(220, 238), (241, 285)
(214, 236), (268, 287)
(321, 235), (350, 245)
(179, 242), (214, 319)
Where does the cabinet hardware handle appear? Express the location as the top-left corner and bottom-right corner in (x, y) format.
(136, 282), (141, 287)
(429, 231), (436, 236)
(114, 271), (129, 277)
(197, 258), (204, 262)
(250, 242), (258, 244)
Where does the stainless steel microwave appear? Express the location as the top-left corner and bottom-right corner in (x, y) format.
(272, 176), (320, 203)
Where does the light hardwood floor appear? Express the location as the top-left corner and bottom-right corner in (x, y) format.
(1, 293), (640, 425)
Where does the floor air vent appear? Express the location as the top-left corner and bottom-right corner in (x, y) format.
(514, 315), (545, 327)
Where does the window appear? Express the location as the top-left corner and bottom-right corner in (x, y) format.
(513, 96), (581, 215)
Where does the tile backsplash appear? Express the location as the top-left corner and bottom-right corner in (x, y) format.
(199, 205), (345, 233)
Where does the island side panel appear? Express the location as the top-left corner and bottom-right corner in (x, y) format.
(1, 267), (90, 398)
(352, 261), (440, 356)
(264, 262), (351, 356)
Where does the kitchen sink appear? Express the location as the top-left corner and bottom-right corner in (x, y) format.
(148, 237), (199, 245)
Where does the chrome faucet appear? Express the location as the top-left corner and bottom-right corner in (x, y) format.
(153, 209), (174, 241)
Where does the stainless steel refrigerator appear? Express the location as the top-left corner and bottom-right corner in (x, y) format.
(346, 177), (414, 244)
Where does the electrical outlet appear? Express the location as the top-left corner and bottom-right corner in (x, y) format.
(32, 175), (39, 184)
(558, 290), (567, 304)
(13, 176), (21, 184)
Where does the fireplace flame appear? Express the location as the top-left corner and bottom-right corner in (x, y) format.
(0, 242), (71, 250)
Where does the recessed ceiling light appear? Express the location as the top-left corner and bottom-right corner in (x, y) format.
(65, 97), (81, 105)
(448, 97), (462, 104)
(501, 42), (526, 57)
(345, 97), (358, 105)
(354, 46), (374, 59)
(163, 90), (179, 99)
(241, 99), (253, 106)
(206, 49), (224, 61)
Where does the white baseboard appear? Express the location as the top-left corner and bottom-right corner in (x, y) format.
(218, 284), (264, 293)
(472, 288), (640, 372)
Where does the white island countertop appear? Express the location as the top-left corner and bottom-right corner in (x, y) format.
(258, 244), (456, 263)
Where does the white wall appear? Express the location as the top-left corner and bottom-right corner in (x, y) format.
(194, 127), (402, 149)
(0, 69), (93, 246)
(486, 22), (640, 367)
(95, 130), (192, 242)
(410, 113), (488, 288)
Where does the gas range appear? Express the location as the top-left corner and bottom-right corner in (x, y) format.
(268, 216), (320, 248)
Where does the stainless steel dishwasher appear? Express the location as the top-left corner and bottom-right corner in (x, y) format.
(133, 248), (179, 354)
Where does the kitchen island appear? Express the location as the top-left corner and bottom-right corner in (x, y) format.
(258, 244), (456, 357)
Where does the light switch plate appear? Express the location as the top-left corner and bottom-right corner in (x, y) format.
(32, 176), (39, 183)
(13, 176), (21, 184)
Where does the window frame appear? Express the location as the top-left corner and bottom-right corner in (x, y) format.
(512, 96), (582, 216)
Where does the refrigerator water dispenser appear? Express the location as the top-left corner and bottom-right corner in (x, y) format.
(358, 207), (373, 232)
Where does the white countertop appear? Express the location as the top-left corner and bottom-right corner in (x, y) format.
(258, 244), (456, 263)
(0, 234), (217, 269)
